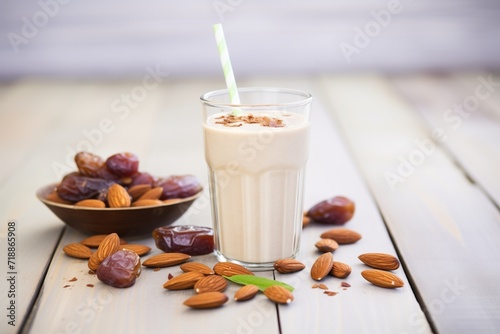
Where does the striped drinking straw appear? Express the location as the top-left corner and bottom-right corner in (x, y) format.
(213, 23), (241, 114)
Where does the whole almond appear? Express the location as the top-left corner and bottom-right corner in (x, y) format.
(107, 184), (131, 208)
(137, 187), (163, 201)
(320, 228), (362, 244)
(315, 238), (339, 252)
(142, 253), (191, 268)
(63, 243), (93, 259)
(74, 199), (106, 208)
(183, 292), (228, 309)
(358, 253), (400, 270)
(163, 271), (205, 290)
(131, 199), (164, 207)
(127, 184), (152, 201)
(273, 258), (306, 274)
(81, 234), (127, 248)
(88, 233), (120, 271)
(263, 285), (294, 304)
(121, 244), (151, 256)
(234, 284), (259, 301)
(330, 261), (352, 278)
(310, 252), (334, 281)
(180, 262), (215, 275)
(361, 269), (404, 289)
(194, 275), (227, 293)
(213, 262), (254, 277)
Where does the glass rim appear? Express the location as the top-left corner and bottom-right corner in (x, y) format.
(200, 87), (313, 109)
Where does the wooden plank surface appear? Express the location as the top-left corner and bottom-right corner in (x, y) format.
(391, 73), (500, 208)
(319, 74), (500, 333)
(19, 77), (431, 334)
(27, 229), (280, 334)
(5, 74), (499, 333)
(0, 80), (81, 334)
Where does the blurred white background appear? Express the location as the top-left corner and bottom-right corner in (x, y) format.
(1, 0), (499, 79)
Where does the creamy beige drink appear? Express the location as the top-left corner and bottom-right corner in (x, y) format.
(204, 112), (310, 266)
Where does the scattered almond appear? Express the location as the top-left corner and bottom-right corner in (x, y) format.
(320, 228), (362, 244)
(273, 258), (306, 274)
(121, 244), (151, 256)
(143, 253), (191, 268)
(63, 243), (93, 259)
(127, 184), (152, 201)
(163, 271), (205, 290)
(194, 275), (227, 294)
(315, 238), (339, 252)
(330, 261), (352, 278)
(234, 285), (259, 301)
(180, 262), (215, 275)
(361, 269), (404, 289)
(81, 234), (127, 248)
(263, 285), (294, 304)
(88, 233), (120, 271)
(74, 199), (106, 208)
(107, 184), (131, 208)
(213, 262), (254, 277)
(310, 252), (334, 281)
(183, 292), (228, 309)
(358, 253), (400, 270)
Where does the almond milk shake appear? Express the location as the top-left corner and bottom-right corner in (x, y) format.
(202, 88), (312, 269)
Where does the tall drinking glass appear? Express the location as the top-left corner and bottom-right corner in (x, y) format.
(201, 87), (312, 270)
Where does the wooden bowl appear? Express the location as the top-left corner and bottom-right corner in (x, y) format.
(36, 183), (202, 237)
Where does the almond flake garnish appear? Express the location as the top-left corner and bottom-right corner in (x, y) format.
(215, 113), (285, 128)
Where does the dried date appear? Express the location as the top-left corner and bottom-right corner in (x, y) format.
(95, 165), (123, 183)
(156, 175), (202, 200)
(153, 225), (214, 256)
(96, 249), (141, 288)
(52, 152), (202, 206)
(130, 172), (156, 187)
(57, 173), (114, 202)
(74, 152), (104, 177)
(306, 196), (355, 225)
(105, 152), (139, 177)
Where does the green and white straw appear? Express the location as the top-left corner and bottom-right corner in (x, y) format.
(213, 23), (241, 114)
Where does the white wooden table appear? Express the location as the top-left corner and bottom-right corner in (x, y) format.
(1, 74), (499, 334)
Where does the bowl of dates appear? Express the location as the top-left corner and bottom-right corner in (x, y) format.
(37, 152), (203, 236)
